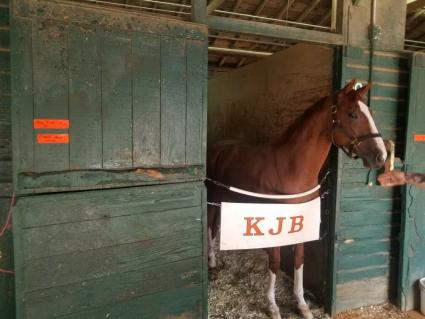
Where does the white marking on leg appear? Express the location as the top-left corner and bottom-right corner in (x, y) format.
(358, 101), (387, 157)
(294, 265), (313, 319)
(294, 265), (307, 306)
(208, 228), (216, 268)
(266, 270), (282, 319)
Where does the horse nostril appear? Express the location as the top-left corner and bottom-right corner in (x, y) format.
(376, 154), (385, 165)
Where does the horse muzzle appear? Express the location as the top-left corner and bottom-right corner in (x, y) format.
(361, 147), (387, 169)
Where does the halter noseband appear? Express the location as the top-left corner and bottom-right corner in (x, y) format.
(330, 103), (382, 159)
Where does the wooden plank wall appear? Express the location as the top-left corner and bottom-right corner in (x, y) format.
(13, 183), (205, 318)
(399, 53), (425, 311)
(0, 0), (14, 317)
(335, 47), (409, 311)
(11, 3), (207, 193)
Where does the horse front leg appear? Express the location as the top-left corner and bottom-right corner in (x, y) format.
(294, 243), (313, 319)
(267, 247), (282, 319)
(207, 205), (220, 268)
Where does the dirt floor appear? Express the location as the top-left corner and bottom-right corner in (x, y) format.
(208, 249), (415, 319)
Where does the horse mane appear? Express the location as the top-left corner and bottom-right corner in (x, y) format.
(274, 96), (328, 144)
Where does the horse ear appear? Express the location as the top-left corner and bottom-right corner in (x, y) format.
(356, 81), (372, 97)
(342, 78), (357, 94)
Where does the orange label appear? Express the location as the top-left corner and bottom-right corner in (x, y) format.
(37, 134), (69, 144)
(34, 119), (69, 129)
(414, 134), (425, 142)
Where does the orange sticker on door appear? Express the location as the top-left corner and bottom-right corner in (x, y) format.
(414, 134), (425, 142)
(37, 134), (69, 144)
(34, 119), (69, 129)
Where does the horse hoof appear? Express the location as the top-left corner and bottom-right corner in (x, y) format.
(269, 310), (282, 319)
(298, 304), (313, 319)
(208, 259), (217, 268)
(268, 305), (282, 319)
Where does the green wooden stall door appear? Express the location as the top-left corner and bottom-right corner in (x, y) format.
(399, 52), (425, 311)
(11, 0), (208, 318)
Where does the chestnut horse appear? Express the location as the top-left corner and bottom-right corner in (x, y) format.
(207, 79), (387, 319)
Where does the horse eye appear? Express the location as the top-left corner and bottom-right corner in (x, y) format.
(348, 112), (358, 119)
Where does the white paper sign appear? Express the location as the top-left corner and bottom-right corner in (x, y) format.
(220, 197), (321, 250)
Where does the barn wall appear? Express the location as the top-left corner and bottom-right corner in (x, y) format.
(208, 43), (333, 146)
(0, 0), (14, 317)
(208, 43), (334, 301)
(335, 47), (409, 311)
(399, 53), (425, 311)
(346, 0), (406, 52)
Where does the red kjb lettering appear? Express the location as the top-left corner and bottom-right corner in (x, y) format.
(243, 217), (265, 236)
(268, 217), (286, 235)
(289, 215), (304, 233)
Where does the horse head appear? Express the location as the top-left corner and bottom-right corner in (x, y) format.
(332, 78), (387, 169)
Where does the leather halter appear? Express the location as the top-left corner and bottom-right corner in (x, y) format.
(330, 103), (382, 159)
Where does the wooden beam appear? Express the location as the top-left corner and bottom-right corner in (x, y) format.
(208, 15), (345, 45)
(407, 8), (425, 25)
(207, 0), (226, 14)
(254, 0), (269, 16)
(192, 0), (207, 23)
(275, 0), (295, 19)
(407, 0), (425, 14)
(317, 10), (331, 26)
(296, 0), (320, 22)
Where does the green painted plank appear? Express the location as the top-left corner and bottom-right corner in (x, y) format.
(20, 183), (201, 227)
(24, 232), (201, 292)
(185, 39), (205, 165)
(340, 185), (395, 199)
(21, 206), (201, 259)
(11, 18), (33, 176)
(16, 165), (203, 194)
(337, 253), (391, 271)
(373, 110), (406, 129)
(338, 211), (400, 226)
(343, 66), (409, 85)
(337, 238), (398, 255)
(341, 198), (400, 212)
(55, 285), (203, 319)
(0, 50), (9, 71)
(371, 99), (407, 113)
(12, 193), (24, 319)
(338, 224), (399, 240)
(0, 28), (9, 48)
(101, 31), (132, 169)
(132, 33), (161, 167)
(24, 258), (202, 318)
(160, 36), (186, 166)
(69, 26), (102, 169)
(370, 85), (408, 101)
(345, 55), (409, 71)
(32, 20), (69, 172)
(0, 196), (15, 319)
(0, 70), (9, 92)
(337, 265), (389, 283)
(14, 0), (207, 41)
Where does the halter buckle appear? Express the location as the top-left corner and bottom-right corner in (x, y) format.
(351, 138), (360, 147)
(330, 105), (337, 114)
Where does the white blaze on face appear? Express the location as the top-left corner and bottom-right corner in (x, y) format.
(358, 100), (387, 157)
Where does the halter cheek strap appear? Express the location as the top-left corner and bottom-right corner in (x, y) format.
(330, 104), (382, 158)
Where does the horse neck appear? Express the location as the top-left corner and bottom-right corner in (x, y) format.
(275, 97), (333, 188)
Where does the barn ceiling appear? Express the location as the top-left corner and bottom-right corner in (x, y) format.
(405, 0), (425, 51)
(73, 0), (425, 73)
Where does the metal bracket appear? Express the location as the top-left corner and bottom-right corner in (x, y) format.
(370, 24), (382, 41)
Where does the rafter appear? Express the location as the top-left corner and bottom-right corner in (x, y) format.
(275, 0), (295, 20)
(296, 0), (320, 22)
